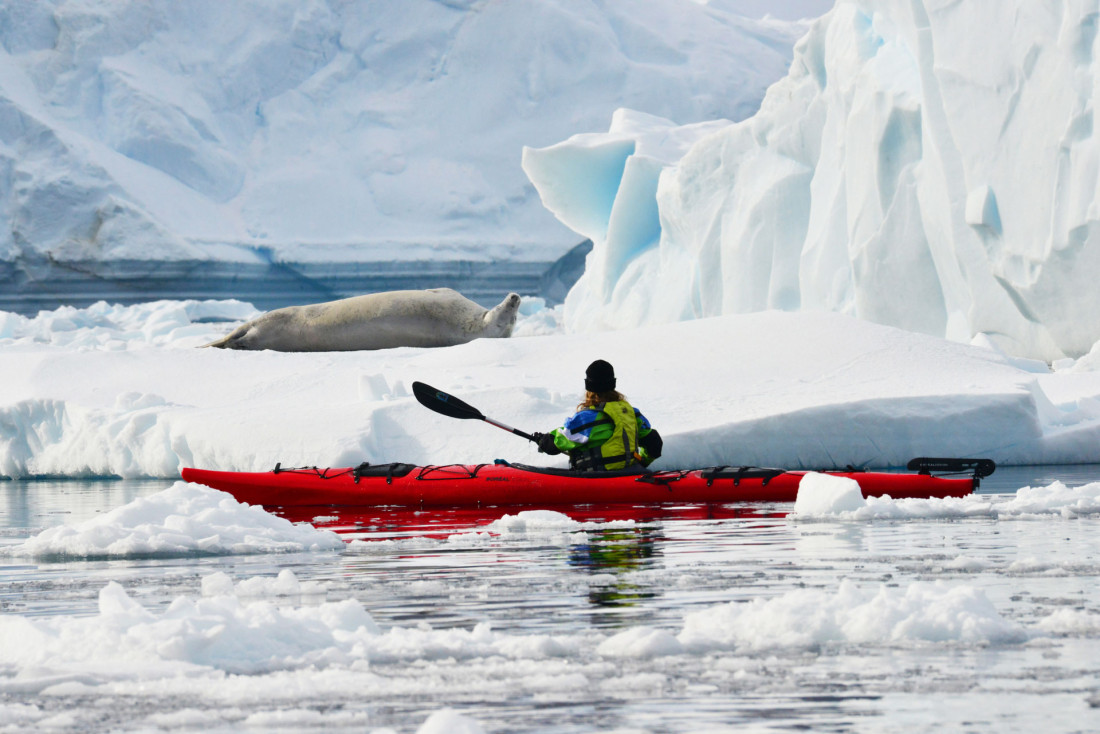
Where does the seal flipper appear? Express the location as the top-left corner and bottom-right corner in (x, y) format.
(199, 322), (252, 349)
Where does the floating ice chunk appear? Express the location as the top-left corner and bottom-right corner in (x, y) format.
(790, 481), (1100, 522)
(8, 482), (345, 558)
(0, 581), (380, 677)
(793, 472), (867, 515)
(200, 572), (236, 597)
(482, 510), (637, 541)
(98, 581), (157, 627)
(201, 570), (332, 598)
(242, 709), (372, 729)
(0, 703), (49, 729)
(1036, 609), (1100, 636)
(999, 481), (1100, 517)
(488, 510), (583, 532)
(1006, 557), (1058, 574)
(597, 626), (685, 658)
(678, 579), (1026, 651)
(416, 709), (487, 734)
(943, 555), (991, 572)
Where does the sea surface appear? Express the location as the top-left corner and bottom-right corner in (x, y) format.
(0, 243), (593, 315)
(3, 464), (1100, 732)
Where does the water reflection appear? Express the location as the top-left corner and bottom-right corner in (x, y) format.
(282, 503), (791, 542)
(977, 463), (1100, 493)
(569, 526), (660, 608)
(0, 479), (173, 536)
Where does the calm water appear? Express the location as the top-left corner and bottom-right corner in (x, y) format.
(3, 464), (1100, 732)
(0, 244), (593, 316)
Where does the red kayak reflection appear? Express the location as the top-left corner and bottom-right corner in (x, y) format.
(271, 502), (789, 541)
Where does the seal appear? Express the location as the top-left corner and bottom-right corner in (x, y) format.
(203, 288), (522, 352)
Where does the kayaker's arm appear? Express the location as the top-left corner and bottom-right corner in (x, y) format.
(553, 409), (612, 449)
(637, 428), (662, 465)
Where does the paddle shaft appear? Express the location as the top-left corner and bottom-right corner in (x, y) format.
(484, 417), (536, 443)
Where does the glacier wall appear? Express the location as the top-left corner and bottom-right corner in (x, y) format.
(524, 0), (1100, 362)
(0, 0), (822, 265)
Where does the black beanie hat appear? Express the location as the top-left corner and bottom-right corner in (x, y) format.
(585, 359), (616, 392)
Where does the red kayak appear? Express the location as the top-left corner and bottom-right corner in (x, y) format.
(180, 458), (993, 508)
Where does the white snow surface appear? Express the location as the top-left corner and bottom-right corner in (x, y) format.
(524, 0), (1100, 362)
(2, 298), (1100, 480)
(0, 0), (826, 265)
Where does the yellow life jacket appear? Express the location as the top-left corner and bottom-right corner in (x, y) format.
(571, 400), (639, 471)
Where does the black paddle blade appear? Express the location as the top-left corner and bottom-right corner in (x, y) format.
(412, 381), (485, 421)
(906, 457), (996, 478)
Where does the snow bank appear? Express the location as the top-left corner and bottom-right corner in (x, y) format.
(525, 1), (1100, 362)
(0, 299), (258, 349)
(0, 0), (825, 265)
(8, 482), (344, 558)
(3, 300), (1100, 478)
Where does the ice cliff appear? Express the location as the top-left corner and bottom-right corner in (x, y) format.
(0, 0), (820, 265)
(524, 0), (1100, 362)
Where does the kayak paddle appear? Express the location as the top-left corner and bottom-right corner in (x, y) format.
(412, 381), (537, 443)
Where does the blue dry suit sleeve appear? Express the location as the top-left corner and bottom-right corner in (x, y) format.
(559, 408), (606, 445)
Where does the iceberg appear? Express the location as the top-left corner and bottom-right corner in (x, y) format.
(524, 0), (1100, 362)
(0, 0), (822, 266)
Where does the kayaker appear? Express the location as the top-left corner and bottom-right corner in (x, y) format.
(533, 359), (662, 471)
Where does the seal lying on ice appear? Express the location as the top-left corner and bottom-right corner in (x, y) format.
(203, 288), (522, 352)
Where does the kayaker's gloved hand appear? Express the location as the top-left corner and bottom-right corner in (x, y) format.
(533, 432), (561, 455)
